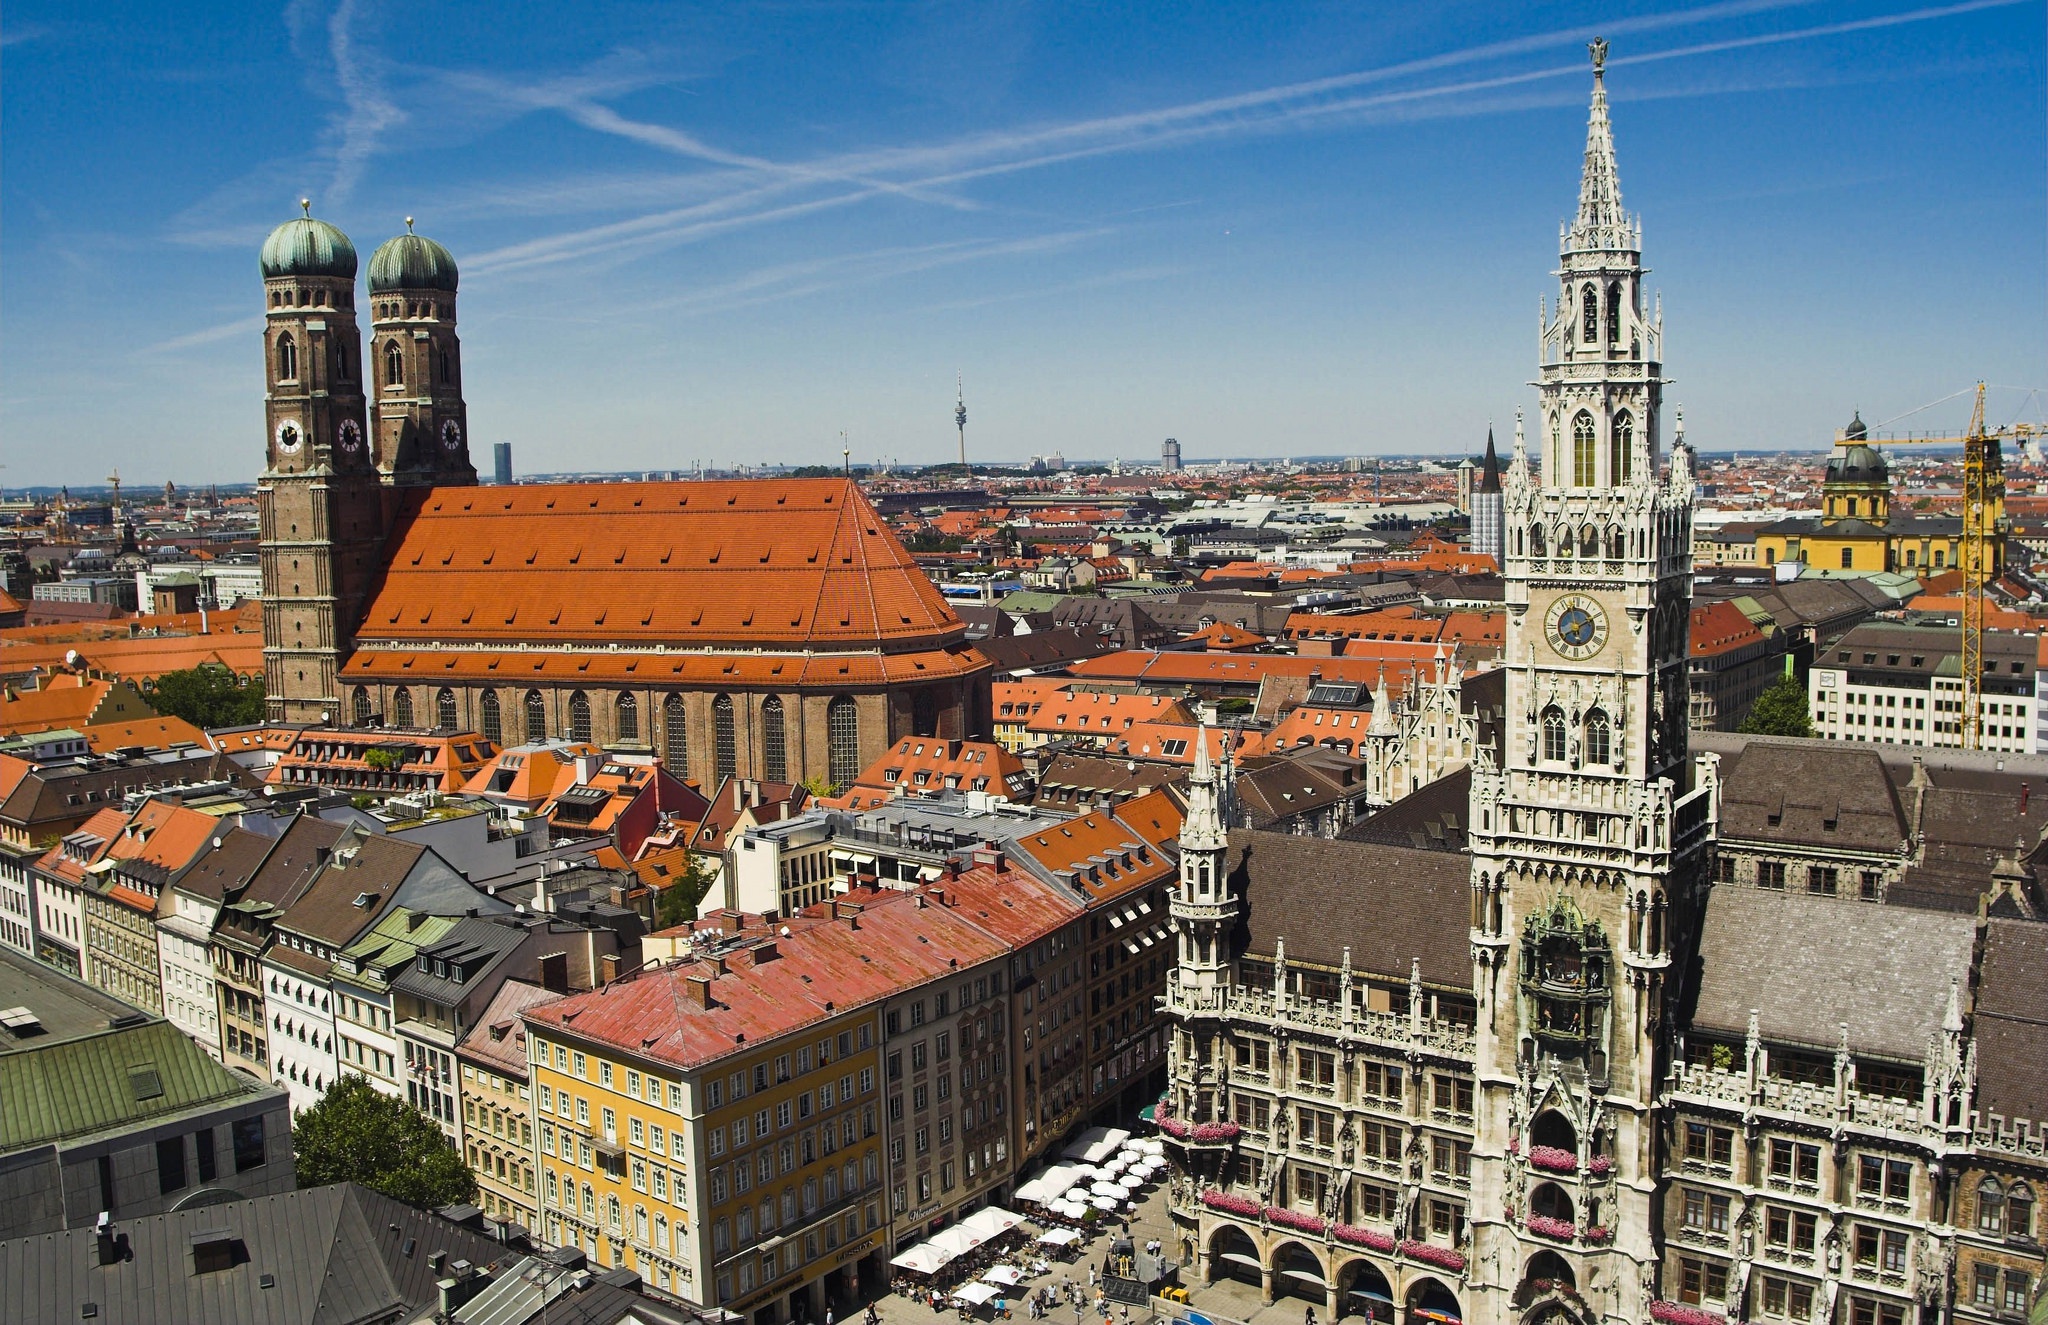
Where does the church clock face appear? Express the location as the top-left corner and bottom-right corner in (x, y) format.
(1546, 593), (1609, 661)
(441, 419), (463, 452)
(336, 419), (362, 455)
(275, 419), (303, 453)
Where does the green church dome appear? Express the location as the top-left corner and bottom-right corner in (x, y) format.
(260, 207), (358, 281)
(368, 223), (459, 294)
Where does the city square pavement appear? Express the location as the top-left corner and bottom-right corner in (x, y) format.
(837, 1184), (1371, 1325)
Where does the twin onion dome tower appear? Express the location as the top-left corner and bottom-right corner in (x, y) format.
(256, 204), (476, 723)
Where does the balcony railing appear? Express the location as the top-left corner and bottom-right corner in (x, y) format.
(1166, 982), (1474, 1060)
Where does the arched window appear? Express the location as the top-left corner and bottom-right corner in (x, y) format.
(606, 1194), (621, 1232)
(276, 333), (298, 382)
(332, 340), (352, 383)
(383, 340), (403, 386)
(393, 689), (414, 728)
(352, 686), (371, 727)
(1580, 525), (1599, 559)
(1612, 411), (1634, 483)
(713, 695), (737, 782)
(827, 696), (859, 790)
(761, 696), (788, 783)
(523, 690), (545, 743)
(480, 690), (501, 743)
(436, 688), (457, 729)
(1530, 524), (1547, 557)
(438, 347), (451, 384)
(568, 692), (592, 743)
(912, 689), (938, 738)
(616, 693), (638, 744)
(1605, 281), (1622, 342)
(1581, 285), (1598, 343)
(1980, 1178), (2007, 1232)
(663, 695), (688, 776)
(1573, 412), (1597, 487)
(1542, 706), (1567, 763)
(2009, 1184), (2034, 1238)
(1585, 709), (1612, 766)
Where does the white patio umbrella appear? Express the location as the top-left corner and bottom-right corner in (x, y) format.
(1139, 1139), (1164, 1157)
(983, 1266), (1026, 1287)
(1064, 1188), (1092, 1203)
(1090, 1181), (1123, 1198)
(1118, 1172), (1144, 1189)
(1090, 1196), (1120, 1212)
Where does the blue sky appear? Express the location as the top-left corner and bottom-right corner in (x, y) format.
(2, 1), (2042, 484)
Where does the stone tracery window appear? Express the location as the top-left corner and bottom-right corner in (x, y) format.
(1573, 413), (1597, 487)
(827, 696), (859, 790)
(393, 688), (414, 728)
(480, 690), (502, 743)
(761, 696), (788, 783)
(1612, 411), (1634, 483)
(663, 694), (688, 776)
(383, 340), (404, 386)
(1541, 706), (1567, 763)
(351, 686), (371, 727)
(276, 333), (298, 382)
(436, 687), (457, 729)
(714, 694), (737, 782)
(616, 692), (639, 744)
(568, 691), (592, 743)
(523, 690), (545, 743)
(1581, 285), (1598, 343)
(1584, 709), (1612, 766)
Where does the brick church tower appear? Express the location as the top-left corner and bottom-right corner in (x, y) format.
(257, 204), (388, 724)
(366, 220), (476, 494)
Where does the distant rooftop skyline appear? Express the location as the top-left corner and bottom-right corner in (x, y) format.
(2, 1), (2043, 485)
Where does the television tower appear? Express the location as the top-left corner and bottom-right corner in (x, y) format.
(955, 374), (969, 482)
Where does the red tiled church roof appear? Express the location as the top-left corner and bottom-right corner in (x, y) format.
(355, 478), (967, 654)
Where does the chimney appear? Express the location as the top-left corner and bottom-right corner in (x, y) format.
(573, 752), (600, 785)
(599, 953), (619, 985)
(538, 951), (569, 993)
(751, 942), (779, 966)
(686, 975), (713, 1008)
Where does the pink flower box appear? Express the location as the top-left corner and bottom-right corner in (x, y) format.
(1587, 1155), (1614, 1176)
(1649, 1303), (1727, 1325)
(1265, 1207), (1328, 1235)
(1526, 1215), (1577, 1241)
(1190, 1122), (1241, 1143)
(1583, 1226), (1612, 1244)
(1333, 1225), (1397, 1252)
(1159, 1117), (1191, 1139)
(1200, 1189), (1261, 1218)
(1528, 1145), (1579, 1174)
(1398, 1241), (1467, 1273)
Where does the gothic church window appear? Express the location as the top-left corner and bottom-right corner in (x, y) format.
(352, 687), (371, 727)
(1581, 285), (1598, 343)
(1530, 525), (1546, 557)
(1542, 706), (1567, 762)
(276, 334), (298, 382)
(480, 691), (502, 743)
(436, 688), (457, 729)
(523, 690), (545, 742)
(827, 696), (859, 790)
(1605, 281), (1622, 342)
(617, 693), (639, 743)
(761, 696), (788, 783)
(1585, 709), (1611, 766)
(1573, 413), (1597, 487)
(713, 695), (737, 782)
(569, 692), (592, 743)
(384, 341), (403, 386)
(664, 695), (688, 776)
(1612, 411), (1633, 482)
(394, 689), (414, 728)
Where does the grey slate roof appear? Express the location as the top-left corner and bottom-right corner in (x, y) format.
(1223, 828), (1470, 987)
(1973, 917), (2048, 1126)
(1692, 885), (1977, 1059)
(1341, 768), (1472, 853)
(0, 1182), (516, 1325)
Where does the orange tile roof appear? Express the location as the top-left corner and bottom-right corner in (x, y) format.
(81, 716), (210, 753)
(0, 676), (154, 736)
(1068, 648), (1450, 688)
(356, 478), (971, 654)
(1103, 721), (1231, 765)
(820, 737), (1030, 808)
(1022, 688), (1194, 737)
(0, 635), (263, 683)
(1690, 600), (1769, 657)
(347, 645), (984, 689)
(1182, 621), (1267, 651)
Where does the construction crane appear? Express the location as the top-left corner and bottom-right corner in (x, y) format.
(1840, 383), (2036, 749)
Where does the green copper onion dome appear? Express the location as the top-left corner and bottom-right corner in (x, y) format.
(260, 202), (358, 280)
(368, 219), (459, 294)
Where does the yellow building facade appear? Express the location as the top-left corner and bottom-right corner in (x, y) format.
(527, 995), (886, 1320)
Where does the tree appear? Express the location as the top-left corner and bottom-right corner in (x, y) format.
(654, 851), (718, 930)
(292, 1075), (477, 1207)
(148, 663), (265, 728)
(1738, 673), (1813, 738)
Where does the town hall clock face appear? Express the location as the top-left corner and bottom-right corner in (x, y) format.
(1546, 593), (1609, 661)
(441, 419), (463, 451)
(275, 419), (302, 453)
(337, 419), (362, 455)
